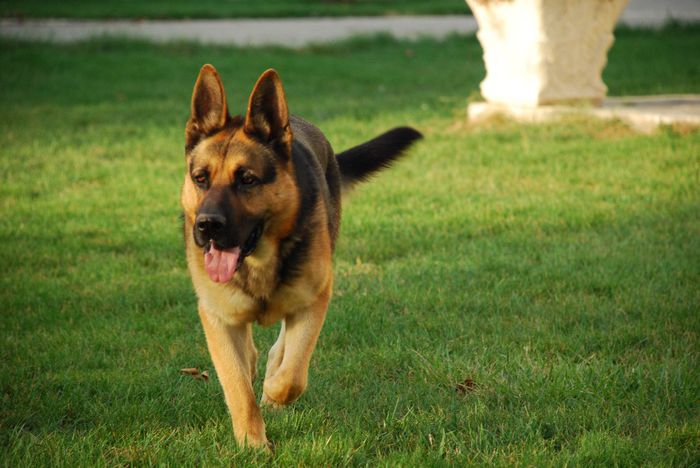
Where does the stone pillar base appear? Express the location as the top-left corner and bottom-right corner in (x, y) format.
(467, 95), (700, 133)
(466, 0), (629, 108)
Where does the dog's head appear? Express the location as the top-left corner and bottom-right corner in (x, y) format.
(181, 65), (299, 283)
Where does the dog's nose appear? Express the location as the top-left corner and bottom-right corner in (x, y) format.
(195, 213), (226, 237)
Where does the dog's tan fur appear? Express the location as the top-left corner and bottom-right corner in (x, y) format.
(181, 65), (420, 449)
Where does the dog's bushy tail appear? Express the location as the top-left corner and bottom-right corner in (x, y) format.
(336, 127), (422, 190)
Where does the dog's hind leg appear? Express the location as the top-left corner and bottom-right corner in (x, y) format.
(198, 307), (269, 449)
(261, 284), (331, 407)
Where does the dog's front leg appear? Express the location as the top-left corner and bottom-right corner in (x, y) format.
(261, 284), (331, 407)
(198, 307), (268, 449)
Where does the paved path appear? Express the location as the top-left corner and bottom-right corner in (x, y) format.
(0, 16), (477, 46)
(0, 0), (698, 46)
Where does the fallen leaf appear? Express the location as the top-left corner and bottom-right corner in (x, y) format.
(180, 367), (209, 382)
(455, 377), (477, 394)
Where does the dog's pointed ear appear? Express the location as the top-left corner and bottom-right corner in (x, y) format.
(244, 69), (292, 158)
(186, 64), (229, 151)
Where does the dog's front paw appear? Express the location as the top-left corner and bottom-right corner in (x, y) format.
(260, 392), (284, 409)
(237, 431), (272, 452)
(232, 416), (271, 452)
(261, 371), (307, 407)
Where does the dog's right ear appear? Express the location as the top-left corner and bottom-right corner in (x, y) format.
(186, 64), (229, 152)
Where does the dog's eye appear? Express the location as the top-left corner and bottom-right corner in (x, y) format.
(239, 173), (259, 186)
(192, 173), (208, 188)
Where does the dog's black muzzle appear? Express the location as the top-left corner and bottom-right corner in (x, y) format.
(193, 211), (264, 259)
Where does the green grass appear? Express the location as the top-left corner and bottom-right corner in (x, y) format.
(1, 26), (699, 465)
(1, 0), (468, 19)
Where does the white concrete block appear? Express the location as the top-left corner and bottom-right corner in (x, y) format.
(466, 0), (629, 107)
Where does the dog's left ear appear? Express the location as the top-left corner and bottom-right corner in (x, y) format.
(244, 69), (292, 158)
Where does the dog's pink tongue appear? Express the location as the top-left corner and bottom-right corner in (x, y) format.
(204, 244), (241, 283)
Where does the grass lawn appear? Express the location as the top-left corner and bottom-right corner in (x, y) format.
(1, 27), (699, 465)
(1, 0), (468, 19)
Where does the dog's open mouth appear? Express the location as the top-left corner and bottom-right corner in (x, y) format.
(241, 221), (264, 257)
(203, 222), (264, 283)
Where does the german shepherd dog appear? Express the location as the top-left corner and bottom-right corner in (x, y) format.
(181, 65), (421, 449)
